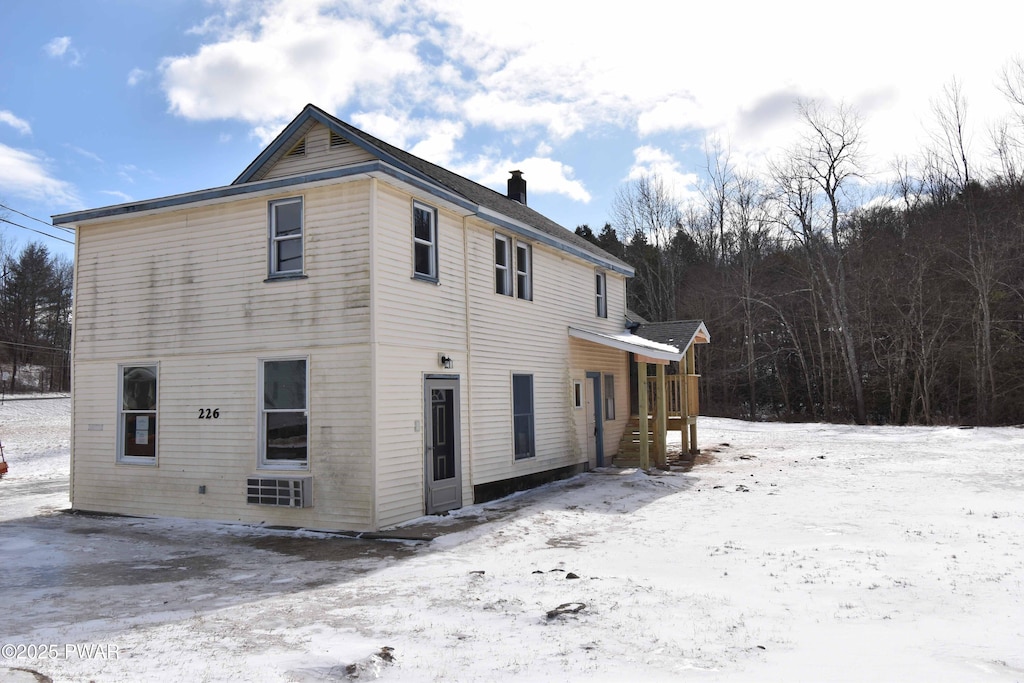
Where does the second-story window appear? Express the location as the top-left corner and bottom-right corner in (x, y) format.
(516, 243), (532, 301)
(413, 202), (438, 281)
(269, 197), (303, 277)
(596, 270), (607, 318)
(495, 232), (532, 300)
(495, 234), (512, 295)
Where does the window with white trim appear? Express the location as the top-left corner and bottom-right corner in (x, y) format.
(516, 242), (532, 300)
(495, 233), (532, 300)
(269, 197), (303, 277)
(413, 202), (438, 281)
(260, 358), (308, 468)
(573, 380), (583, 409)
(596, 271), (607, 318)
(495, 234), (512, 295)
(512, 374), (535, 460)
(118, 365), (157, 463)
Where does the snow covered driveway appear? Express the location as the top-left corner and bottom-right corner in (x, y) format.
(1, 398), (1023, 681)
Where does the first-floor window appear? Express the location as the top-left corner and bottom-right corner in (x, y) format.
(512, 373), (535, 459)
(604, 374), (616, 420)
(261, 358), (308, 468)
(573, 380), (583, 409)
(119, 364), (157, 463)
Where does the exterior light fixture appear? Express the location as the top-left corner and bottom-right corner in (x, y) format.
(439, 354), (453, 369)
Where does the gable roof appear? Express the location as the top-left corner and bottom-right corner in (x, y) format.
(235, 104), (631, 274)
(635, 320), (711, 351)
(54, 104), (631, 275)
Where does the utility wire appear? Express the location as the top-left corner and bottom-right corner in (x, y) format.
(0, 203), (76, 235)
(0, 217), (75, 246)
(0, 339), (71, 353)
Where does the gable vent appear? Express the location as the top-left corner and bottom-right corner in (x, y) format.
(330, 131), (350, 147)
(285, 138), (306, 158)
(247, 476), (312, 507)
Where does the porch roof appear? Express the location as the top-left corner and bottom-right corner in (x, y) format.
(635, 320), (711, 351)
(568, 326), (682, 362)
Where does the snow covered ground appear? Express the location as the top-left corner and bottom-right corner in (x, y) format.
(1, 397), (1023, 682)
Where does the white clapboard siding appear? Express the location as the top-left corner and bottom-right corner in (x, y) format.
(462, 217), (630, 486)
(370, 183), (471, 526)
(72, 179), (378, 531)
(262, 123), (375, 180)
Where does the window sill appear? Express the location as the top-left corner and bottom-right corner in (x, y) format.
(412, 273), (440, 285)
(257, 463), (310, 471)
(264, 273), (308, 283)
(116, 457), (158, 466)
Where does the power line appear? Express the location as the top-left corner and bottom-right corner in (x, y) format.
(0, 339), (70, 353)
(0, 203), (76, 235)
(0, 217), (75, 246)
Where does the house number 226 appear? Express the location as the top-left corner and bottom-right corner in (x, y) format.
(198, 408), (221, 419)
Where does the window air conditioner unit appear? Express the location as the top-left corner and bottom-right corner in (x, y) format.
(246, 477), (312, 508)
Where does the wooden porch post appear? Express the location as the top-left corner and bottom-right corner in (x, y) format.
(687, 345), (698, 454)
(655, 363), (667, 468)
(679, 357), (690, 454)
(638, 360), (649, 470)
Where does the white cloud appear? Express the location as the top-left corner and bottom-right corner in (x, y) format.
(626, 146), (700, 205)
(0, 111), (31, 136)
(457, 155), (590, 203)
(67, 145), (103, 164)
(160, 0), (1024, 189)
(127, 68), (149, 86)
(99, 190), (133, 203)
(44, 36), (81, 65)
(0, 143), (78, 207)
(161, 2), (422, 125)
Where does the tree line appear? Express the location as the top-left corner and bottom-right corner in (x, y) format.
(578, 68), (1024, 426)
(0, 239), (73, 394)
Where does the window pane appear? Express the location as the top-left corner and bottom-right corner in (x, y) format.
(264, 360), (306, 409)
(122, 366), (156, 410)
(414, 242), (434, 276)
(274, 201), (302, 237)
(513, 414), (534, 458)
(276, 238), (302, 272)
(495, 236), (508, 266)
(512, 374), (533, 414)
(265, 411), (307, 461)
(414, 207), (433, 241)
(123, 412), (157, 457)
(516, 244), (530, 300)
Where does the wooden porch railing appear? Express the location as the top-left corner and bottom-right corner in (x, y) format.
(645, 374), (699, 417)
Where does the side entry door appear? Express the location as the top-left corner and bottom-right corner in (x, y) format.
(424, 376), (462, 514)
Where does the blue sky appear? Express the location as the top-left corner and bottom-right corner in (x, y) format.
(2, 0), (1023, 263)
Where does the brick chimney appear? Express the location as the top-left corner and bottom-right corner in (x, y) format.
(507, 170), (527, 205)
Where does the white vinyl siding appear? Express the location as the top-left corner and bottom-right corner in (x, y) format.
(261, 123), (375, 180)
(71, 181), (375, 530)
(463, 216), (629, 486)
(371, 183), (470, 527)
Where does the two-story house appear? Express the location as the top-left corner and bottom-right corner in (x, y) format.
(53, 104), (704, 532)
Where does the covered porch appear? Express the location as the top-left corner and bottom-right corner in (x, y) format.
(568, 320), (710, 471)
